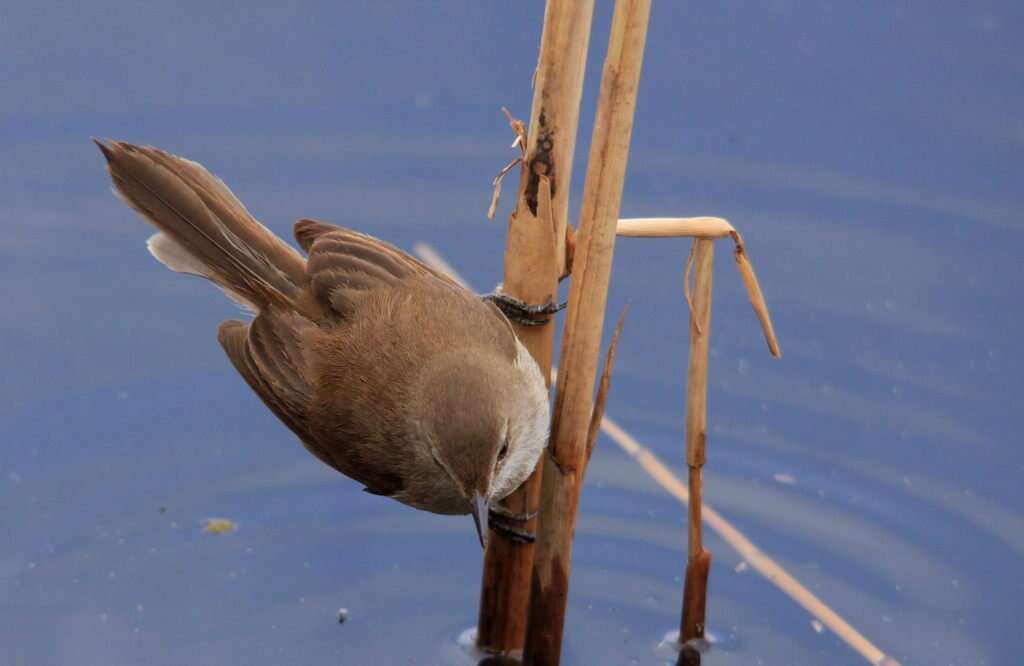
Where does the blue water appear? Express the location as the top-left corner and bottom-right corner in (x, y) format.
(2, 3), (1021, 665)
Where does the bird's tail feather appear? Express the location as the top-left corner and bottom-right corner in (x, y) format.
(96, 139), (306, 312)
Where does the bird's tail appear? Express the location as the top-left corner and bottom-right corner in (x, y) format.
(96, 140), (306, 312)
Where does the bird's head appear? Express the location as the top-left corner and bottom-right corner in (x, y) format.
(419, 344), (549, 547)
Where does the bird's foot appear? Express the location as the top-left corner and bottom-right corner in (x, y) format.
(491, 522), (535, 544)
(488, 504), (537, 544)
(484, 288), (565, 326)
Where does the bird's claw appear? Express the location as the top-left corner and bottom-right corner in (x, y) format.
(488, 505), (537, 544)
(484, 291), (566, 326)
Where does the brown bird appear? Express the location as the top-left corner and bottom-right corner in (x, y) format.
(96, 140), (554, 547)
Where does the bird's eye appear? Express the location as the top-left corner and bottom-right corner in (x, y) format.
(497, 440), (510, 462)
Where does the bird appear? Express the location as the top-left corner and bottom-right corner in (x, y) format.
(95, 139), (555, 548)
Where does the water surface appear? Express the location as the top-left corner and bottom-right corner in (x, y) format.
(2, 3), (1021, 665)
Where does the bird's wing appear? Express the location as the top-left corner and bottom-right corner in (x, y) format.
(217, 311), (335, 468)
(294, 219), (466, 318)
(218, 310), (407, 498)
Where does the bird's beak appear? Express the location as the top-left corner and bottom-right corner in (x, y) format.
(471, 493), (489, 549)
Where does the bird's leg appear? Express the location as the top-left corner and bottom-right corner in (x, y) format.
(488, 503), (538, 544)
(483, 285), (566, 327)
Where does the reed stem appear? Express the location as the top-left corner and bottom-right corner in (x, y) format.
(476, 0), (594, 654)
(681, 238), (714, 641)
(523, 1), (651, 663)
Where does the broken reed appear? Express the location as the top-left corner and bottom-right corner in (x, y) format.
(615, 220), (779, 641)
(477, 0), (595, 654)
(523, 1), (652, 664)
(617, 217), (780, 358)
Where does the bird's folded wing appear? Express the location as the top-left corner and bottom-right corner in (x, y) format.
(294, 219), (465, 318)
(217, 312), (336, 469)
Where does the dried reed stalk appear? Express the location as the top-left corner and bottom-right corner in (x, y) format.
(733, 244), (780, 358)
(681, 238), (714, 641)
(618, 216), (780, 358)
(616, 218), (780, 639)
(616, 216), (735, 238)
(523, 1), (651, 663)
(476, 0), (595, 654)
(584, 309), (627, 467)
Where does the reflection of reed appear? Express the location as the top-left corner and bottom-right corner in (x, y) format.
(414, 244), (901, 666)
